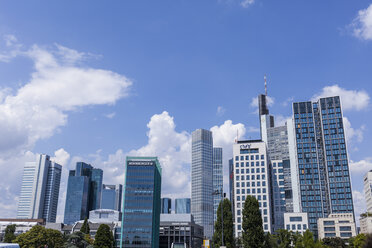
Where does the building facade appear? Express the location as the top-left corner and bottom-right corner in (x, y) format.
(64, 162), (103, 224)
(159, 214), (203, 248)
(233, 140), (272, 236)
(0, 219), (45, 241)
(175, 198), (191, 214)
(17, 154), (62, 223)
(364, 171), (372, 213)
(161, 198), (172, 214)
(120, 157), (162, 248)
(284, 212), (309, 234)
(101, 184), (122, 211)
(317, 213), (356, 240)
(292, 96), (354, 235)
(191, 129), (214, 239)
(213, 147), (223, 223)
(89, 209), (122, 223)
(360, 215), (372, 234)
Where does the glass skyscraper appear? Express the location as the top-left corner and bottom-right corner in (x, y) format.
(175, 198), (191, 214)
(101, 184), (122, 211)
(191, 129), (214, 239)
(64, 162), (103, 224)
(161, 198), (172, 214)
(212, 147), (223, 222)
(121, 157), (162, 248)
(17, 154), (62, 223)
(291, 96), (354, 235)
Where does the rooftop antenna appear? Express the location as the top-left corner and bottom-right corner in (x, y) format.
(264, 74), (267, 96)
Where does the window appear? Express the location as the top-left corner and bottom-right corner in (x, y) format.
(339, 226), (351, 231)
(324, 221), (335, 226)
(324, 227), (335, 231)
(340, 232), (352, 237)
(236, 156), (239, 161)
(290, 216), (302, 222)
(297, 224), (301, 230)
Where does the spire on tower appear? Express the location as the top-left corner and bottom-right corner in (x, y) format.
(264, 74), (267, 96)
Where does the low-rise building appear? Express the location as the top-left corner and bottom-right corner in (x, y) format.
(317, 213), (356, 240)
(159, 214), (203, 248)
(360, 215), (372, 234)
(284, 212), (309, 234)
(89, 209), (121, 223)
(0, 219), (45, 241)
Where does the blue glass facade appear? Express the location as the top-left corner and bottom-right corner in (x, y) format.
(64, 162), (103, 224)
(161, 198), (172, 214)
(175, 198), (191, 214)
(121, 157), (162, 248)
(213, 147), (223, 222)
(293, 96), (354, 235)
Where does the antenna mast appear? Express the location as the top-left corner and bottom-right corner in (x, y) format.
(264, 74), (267, 96)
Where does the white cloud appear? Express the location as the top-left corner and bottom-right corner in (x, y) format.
(352, 4), (372, 40)
(250, 95), (275, 108)
(240, 0), (255, 8)
(312, 85), (369, 111)
(349, 158), (372, 174)
(353, 190), (367, 222)
(282, 97), (294, 107)
(52, 148), (70, 166)
(105, 112), (116, 119)
(216, 106), (226, 116)
(343, 117), (365, 144)
(275, 115), (291, 127)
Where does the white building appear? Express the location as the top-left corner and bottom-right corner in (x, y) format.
(89, 209), (122, 223)
(360, 215), (372, 234)
(284, 212), (309, 234)
(17, 154), (62, 223)
(364, 171), (372, 213)
(0, 219), (44, 241)
(317, 213), (356, 240)
(233, 140), (272, 236)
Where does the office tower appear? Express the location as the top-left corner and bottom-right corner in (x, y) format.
(17, 154), (62, 223)
(101, 184), (122, 211)
(364, 171), (372, 213)
(121, 157), (162, 248)
(191, 129), (214, 239)
(161, 198), (172, 214)
(64, 162), (103, 224)
(233, 140), (273, 236)
(213, 147), (223, 222)
(291, 96), (354, 235)
(175, 198), (191, 214)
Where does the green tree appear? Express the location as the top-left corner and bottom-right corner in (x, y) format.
(275, 229), (292, 248)
(349, 233), (367, 248)
(94, 224), (114, 248)
(3, 224), (16, 243)
(264, 232), (278, 248)
(212, 198), (235, 248)
(13, 225), (64, 248)
(64, 231), (90, 248)
(45, 228), (64, 248)
(322, 237), (346, 248)
(80, 217), (90, 234)
(362, 234), (372, 248)
(242, 195), (265, 248)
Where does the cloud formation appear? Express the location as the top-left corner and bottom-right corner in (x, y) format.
(216, 106), (226, 116)
(240, 0), (255, 8)
(351, 4), (372, 40)
(349, 158), (372, 175)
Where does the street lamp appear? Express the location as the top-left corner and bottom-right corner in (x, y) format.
(212, 187), (224, 247)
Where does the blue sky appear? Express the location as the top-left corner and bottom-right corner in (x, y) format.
(0, 0), (371, 222)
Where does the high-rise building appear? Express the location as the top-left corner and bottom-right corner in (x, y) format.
(161, 198), (172, 214)
(101, 184), (122, 211)
(364, 171), (372, 213)
(175, 198), (191, 214)
(233, 140), (273, 236)
(291, 96), (354, 235)
(121, 157), (162, 248)
(17, 154), (62, 223)
(191, 129), (214, 239)
(64, 162), (103, 224)
(213, 147), (223, 223)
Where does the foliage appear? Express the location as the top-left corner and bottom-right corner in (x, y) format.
(322, 237), (346, 248)
(242, 195), (265, 248)
(14, 225), (64, 248)
(212, 198), (235, 248)
(360, 212), (372, 218)
(362, 234), (372, 248)
(84, 234), (94, 245)
(275, 229), (292, 248)
(349, 233), (367, 248)
(94, 224), (114, 248)
(64, 231), (90, 248)
(80, 217), (90, 234)
(3, 224), (16, 243)
(264, 232), (278, 248)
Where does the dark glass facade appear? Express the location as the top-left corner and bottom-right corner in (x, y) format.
(293, 96), (354, 235)
(175, 198), (191, 214)
(161, 198), (171, 214)
(64, 162), (103, 224)
(121, 157), (162, 248)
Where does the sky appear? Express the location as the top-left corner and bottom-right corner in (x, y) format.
(0, 0), (371, 224)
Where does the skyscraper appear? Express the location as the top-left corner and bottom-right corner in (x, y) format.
(191, 129), (214, 239)
(175, 198), (191, 214)
(213, 147), (223, 222)
(17, 154), (62, 223)
(121, 157), (162, 248)
(101, 184), (122, 211)
(64, 162), (103, 224)
(291, 96), (354, 235)
(364, 171), (372, 213)
(161, 198), (172, 214)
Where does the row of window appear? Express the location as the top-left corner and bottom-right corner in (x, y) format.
(286, 224), (307, 231)
(236, 188), (267, 195)
(235, 155), (265, 161)
(236, 175), (267, 181)
(236, 168), (266, 174)
(235, 161), (265, 167)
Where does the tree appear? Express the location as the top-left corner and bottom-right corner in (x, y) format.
(295, 230), (322, 248)
(322, 237), (346, 248)
(64, 231), (90, 248)
(349, 233), (367, 248)
(45, 228), (65, 248)
(80, 217), (90, 234)
(275, 229), (292, 248)
(264, 232), (278, 248)
(362, 234), (372, 248)
(14, 225), (63, 248)
(3, 224), (16, 243)
(242, 195), (265, 248)
(94, 224), (114, 248)
(212, 198), (235, 248)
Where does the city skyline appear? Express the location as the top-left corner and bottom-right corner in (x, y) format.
(0, 1), (371, 227)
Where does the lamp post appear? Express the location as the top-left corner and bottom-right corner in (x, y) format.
(213, 188), (224, 247)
